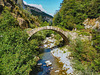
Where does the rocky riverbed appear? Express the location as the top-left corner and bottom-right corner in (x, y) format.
(42, 34), (74, 75)
(51, 48), (73, 74)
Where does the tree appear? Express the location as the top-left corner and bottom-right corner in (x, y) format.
(53, 0), (100, 30)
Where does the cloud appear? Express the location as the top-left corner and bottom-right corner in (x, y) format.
(23, 1), (46, 13)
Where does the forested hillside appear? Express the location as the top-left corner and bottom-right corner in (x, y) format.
(53, 0), (100, 30)
(53, 0), (100, 74)
(0, 0), (51, 75)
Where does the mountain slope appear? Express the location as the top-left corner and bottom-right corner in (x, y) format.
(0, 0), (42, 29)
(16, 0), (53, 21)
(0, 0), (53, 29)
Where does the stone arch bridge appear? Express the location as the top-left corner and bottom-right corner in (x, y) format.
(27, 26), (69, 44)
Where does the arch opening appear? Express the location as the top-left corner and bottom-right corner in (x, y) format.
(27, 26), (69, 45)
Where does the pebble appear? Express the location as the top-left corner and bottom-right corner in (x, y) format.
(37, 63), (42, 66)
(51, 67), (53, 70)
(62, 72), (65, 74)
(43, 65), (46, 66)
(55, 70), (59, 72)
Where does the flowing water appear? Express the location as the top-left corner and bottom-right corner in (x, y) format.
(31, 48), (63, 75)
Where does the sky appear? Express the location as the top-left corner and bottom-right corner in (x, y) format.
(23, 0), (63, 16)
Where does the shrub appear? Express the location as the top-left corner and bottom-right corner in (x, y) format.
(69, 37), (99, 74)
(0, 27), (39, 75)
(76, 24), (84, 30)
(0, 7), (18, 30)
(0, 7), (41, 75)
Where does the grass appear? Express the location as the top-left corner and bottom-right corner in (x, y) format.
(68, 37), (99, 75)
(74, 30), (91, 36)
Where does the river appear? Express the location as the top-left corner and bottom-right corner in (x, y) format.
(30, 36), (73, 75)
(31, 48), (63, 75)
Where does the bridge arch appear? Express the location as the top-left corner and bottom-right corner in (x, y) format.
(27, 26), (69, 44)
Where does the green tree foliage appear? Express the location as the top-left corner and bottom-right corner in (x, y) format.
(0, 28), (39, 75)
(53, 12), (62, 26)
(69, 37), (100, 74)
(53, 0), (100, 30)
(52, 0), (100, 73)
(70, 38), (96, 62)
(92, 30), (100, 71)
(0, 7), (42, 75)
(0, 7), (18, 30)
(40, 21), (49, 27)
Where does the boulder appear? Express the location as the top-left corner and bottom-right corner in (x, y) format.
(45, 60), (52, 66)
(17, 17), (28, 29)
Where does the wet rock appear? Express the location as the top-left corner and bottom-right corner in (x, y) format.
(37, 63), (42, 66)
(43, 44), (48, 48)
(43, 65), (46, 66)
(45, 60), (52, 66)
(51, 67), (53, 70)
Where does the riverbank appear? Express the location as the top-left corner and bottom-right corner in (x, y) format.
(51, 47), (74, 74)
(42, 34), (74, 75)
(42, 31), (92, 75)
